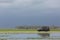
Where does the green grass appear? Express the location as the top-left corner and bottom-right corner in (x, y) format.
(0, 28), (60, 31)
(0, 29), (60, 34)
(51, 29), (60, 31)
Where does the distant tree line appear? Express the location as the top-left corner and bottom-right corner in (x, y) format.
(16, 25), (51, 29)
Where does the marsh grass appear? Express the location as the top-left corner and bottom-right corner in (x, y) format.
(0, 29), (60, 34)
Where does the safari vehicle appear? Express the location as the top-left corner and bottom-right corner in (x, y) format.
(37, 26), (50, 31)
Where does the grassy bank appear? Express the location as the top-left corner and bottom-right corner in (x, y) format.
(0, 31), (60, 34)
(0, 29), (60, 34)
(0, 28), (60, 31)
(51, 29), (60, 31)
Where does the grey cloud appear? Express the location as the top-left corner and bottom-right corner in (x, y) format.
(0, 0), (60, 27)
(6, 0), (60, 17)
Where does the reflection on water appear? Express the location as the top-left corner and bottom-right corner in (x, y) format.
(0, 33), (50, 39)
(0, 32), (60, 40)
(38, 33), (50, 38)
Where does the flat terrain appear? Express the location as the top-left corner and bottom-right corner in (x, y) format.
(0, 29), (60, 34)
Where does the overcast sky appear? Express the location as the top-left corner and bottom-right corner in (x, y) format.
(0, 0), (60, 28)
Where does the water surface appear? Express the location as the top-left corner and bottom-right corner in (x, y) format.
(0, 32), (60, 40)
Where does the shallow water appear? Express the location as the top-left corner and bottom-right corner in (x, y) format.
(0, 32), (60, 40)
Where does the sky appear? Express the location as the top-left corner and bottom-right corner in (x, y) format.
(0, 0), (60, 28)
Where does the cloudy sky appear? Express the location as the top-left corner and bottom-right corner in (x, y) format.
(0, 0), (60, 28)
